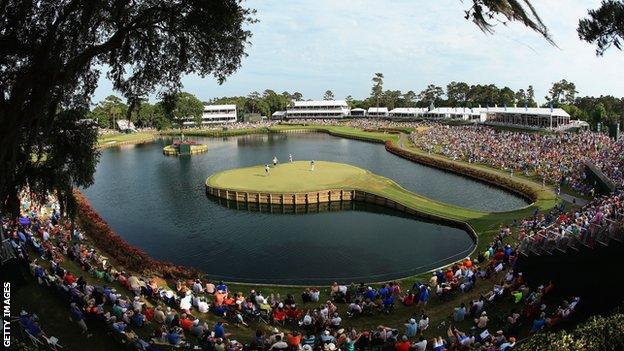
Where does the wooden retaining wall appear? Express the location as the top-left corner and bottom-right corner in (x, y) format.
(205, 185), (478, 243)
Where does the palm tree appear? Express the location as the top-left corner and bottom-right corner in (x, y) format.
(371, 73), (384, 108)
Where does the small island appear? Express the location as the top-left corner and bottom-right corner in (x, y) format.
(163, 140), (208, 156)
(205, 160), (483, 238)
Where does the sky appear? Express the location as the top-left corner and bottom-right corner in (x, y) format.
(92, 0), (623, 105)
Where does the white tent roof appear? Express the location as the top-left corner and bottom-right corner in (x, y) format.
(367, 107), (389, 113)
(293, 100), (348, 107)
(390, 108), (428, 114)
(204, 104), (236, 111)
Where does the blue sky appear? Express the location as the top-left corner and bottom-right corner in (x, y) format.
(93, 0), (623, 104)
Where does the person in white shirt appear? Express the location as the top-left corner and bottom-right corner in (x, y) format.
(330, 313), (342, 328)
(132, 296), (144, 312)
(418, 314), (429, 332)
(192, 280), (204, 294)
(412, 336), (427, 351)
(198, 299), (209, 313)
(179, 291), (192, 312)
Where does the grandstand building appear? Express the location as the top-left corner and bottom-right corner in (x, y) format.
(201, 104), (237, 124)
(286, 100), (350, 119)
(482, 107), (571, 130)
(387, 105), (572, 129)
(182, 104), (237, 125)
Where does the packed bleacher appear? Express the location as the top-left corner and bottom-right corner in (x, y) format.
(3, 186), (594, 351)
(409, 125), (624, 195)
(518, 190), (624, 255)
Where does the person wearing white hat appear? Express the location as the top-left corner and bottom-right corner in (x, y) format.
(475, 311), (489, 328)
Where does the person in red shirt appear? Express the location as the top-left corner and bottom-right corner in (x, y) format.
(64, 272), (76, 285)
(179, 313), (193, 331)
(287, 331), (302, 348)
(273, 304), (287, 324)
(402, 292), (415, 306)
(395, 335), (411, 351)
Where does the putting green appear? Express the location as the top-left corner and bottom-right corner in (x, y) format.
(207, 161), (377, 192)
(206, 160), (495, 226)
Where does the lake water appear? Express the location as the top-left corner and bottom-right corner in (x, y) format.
(82, 133), (527, 284)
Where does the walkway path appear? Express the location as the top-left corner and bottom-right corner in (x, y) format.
(559, 192), (589, 206)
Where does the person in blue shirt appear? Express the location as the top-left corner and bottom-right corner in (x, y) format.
(419, 286), (430, 305)
(378, 285), (389, 299)
(112, 320), (127, 333)
(530, 312), (546, 333)
(405, 318), (417, 338)
(213, 321), (226, 338)
(17, 230), (27, 243)
(27, 321), (42, 337)
(383, 295), (395, 307)
(363, 287), (376, 301)
(131, 310), (145, 327)
(167, 328), (182, 345)
(436, 270), (445, 284)
(70, 302), (89, 334)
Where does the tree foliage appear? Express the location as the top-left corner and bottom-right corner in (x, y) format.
(371, 73), (384, 107)
(517, 313), (624, 351)
(323, 90), (335, 101)
(0, 0), (255, 215)
(464, 0), (554, 44)
(578, 0), (624, 55)
(546, 79), (578, 106)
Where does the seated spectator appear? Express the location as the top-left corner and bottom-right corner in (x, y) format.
(475, 311), (489, 329)
(395, 335), (411, 351)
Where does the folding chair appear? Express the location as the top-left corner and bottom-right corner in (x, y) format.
(25, 330), (44, 348)
(43, 335), (63, 350)
(258, 309), (271, 324)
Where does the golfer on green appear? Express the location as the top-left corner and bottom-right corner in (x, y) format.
(265, 164), (270, 175)
(310, 160), (315, 171)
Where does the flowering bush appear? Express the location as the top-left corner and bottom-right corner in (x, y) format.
(73, 190), (200, 279)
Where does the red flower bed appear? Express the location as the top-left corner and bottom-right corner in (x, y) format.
(73, 190), (200, 279)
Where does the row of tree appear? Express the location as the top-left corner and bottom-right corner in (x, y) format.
(90, 76), (623, 130)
